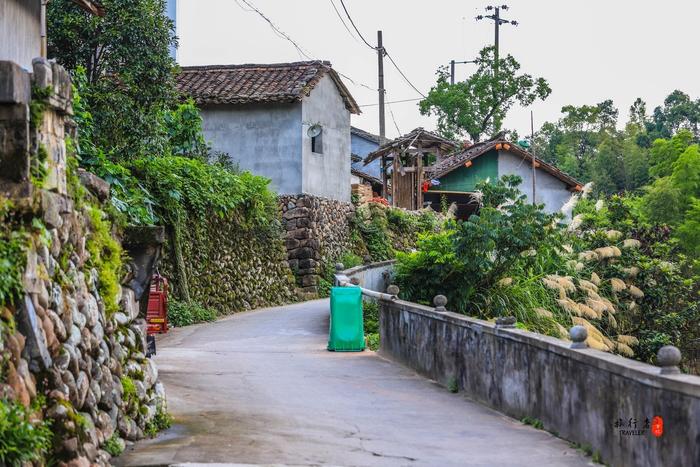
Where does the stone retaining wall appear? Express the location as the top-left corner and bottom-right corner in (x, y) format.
(160, 215), (298, 313)
(279, 194), (355, 296)
(0, 59), (163, 465)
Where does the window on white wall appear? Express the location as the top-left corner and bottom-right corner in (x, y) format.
(309, 124), (323, 154)
(311, 133), (323, 154)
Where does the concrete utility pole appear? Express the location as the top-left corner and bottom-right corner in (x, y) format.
(377, 30), (386, 143)
(377, 30), (388, 196)
(475, 5), (518, 80)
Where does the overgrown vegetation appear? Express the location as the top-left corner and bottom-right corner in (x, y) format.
(144, 402), (173, 437)
(86, 207), (123, 316)
(103, 434), (125, 457)
(168, 300), (217, 327)
(0, 399), (53, 465)
(363, 299), (380, 351)
(0, 198), (27, 306)
(395, 176), (700, 371)
(350, 203), (440, 262)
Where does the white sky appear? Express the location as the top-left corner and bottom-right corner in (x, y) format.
(177, 0), (700, 140)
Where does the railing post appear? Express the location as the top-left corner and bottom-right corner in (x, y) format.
(657, 345), (681, 375)
(433, 295), (447, 312)
(495, 316), (516, 329)
(569, 325), (588, 349)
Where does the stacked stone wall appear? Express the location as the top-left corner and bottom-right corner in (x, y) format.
(160, 215), (298, 312)
(278, 195), (355, 295)
(0, 59), (163, 465)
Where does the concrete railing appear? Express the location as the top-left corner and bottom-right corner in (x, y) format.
(337, 261), (700, 467)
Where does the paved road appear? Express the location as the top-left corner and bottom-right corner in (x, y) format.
(117, 300), (592, 467)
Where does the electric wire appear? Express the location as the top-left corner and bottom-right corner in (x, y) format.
(234, 0), (376, 91)
(328, 0), (362, 46)
(338, 0), (377, 50)
(385, 51), (426, 98)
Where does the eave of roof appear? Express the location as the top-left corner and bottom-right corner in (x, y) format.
(351, 168), (382, 186)
(363, 127), (457, 164)
(427, 140), (582, 189)
(351, 126), (381, 144)
(176, 61), (360, 114)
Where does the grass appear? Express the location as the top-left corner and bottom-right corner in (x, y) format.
(168, 300), (217, 327)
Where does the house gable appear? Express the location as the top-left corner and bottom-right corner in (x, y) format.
(300, 73), (351, 201)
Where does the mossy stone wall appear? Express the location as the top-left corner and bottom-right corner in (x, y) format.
(161, 214), (298, 313)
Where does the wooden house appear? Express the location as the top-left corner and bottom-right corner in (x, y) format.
(362, 128), (457, 210)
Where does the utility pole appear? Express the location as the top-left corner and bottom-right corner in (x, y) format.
(377, 30), (386, 143)
(449, 59), (479, 85)
(476, 5), (518, 80)
(377, 30), (388, 195)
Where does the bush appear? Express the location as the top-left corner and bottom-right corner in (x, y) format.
(145, 402), (173, 437)
(168, 300), (217, 327)
(363, 300), (380, 351)
(103, 434), (125, 457)
(0, 399), (52, 465)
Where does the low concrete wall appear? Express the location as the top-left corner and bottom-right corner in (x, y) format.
(342, 260), (394, 293)
(379, 299), (700, 467)
(347, 261), (700, 467)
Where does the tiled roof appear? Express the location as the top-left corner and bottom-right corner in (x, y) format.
(351, 126), (381, 144)
(176, 61), (360, 114)
(427, 139), (582, 189)
(351, 168), (382, 185)
(363, 127), (457, 164)
(72, 0), (105, 15)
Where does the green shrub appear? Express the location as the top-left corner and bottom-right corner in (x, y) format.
(145, 403), (173, 438)
(366, 333), (380, 351)
(168, 300), (217, 327)
(363, 300), (379, 335)
(0, 198), (27, 307)
(103, 434), (125, 457)
(120, 376), (137, 407)
(0, 399), (52, 465)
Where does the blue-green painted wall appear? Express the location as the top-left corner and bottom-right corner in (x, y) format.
(430, 150), (499, 192)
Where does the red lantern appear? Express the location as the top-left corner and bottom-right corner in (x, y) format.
(651, 416), (663, 438)
(147, 274), (169, 334)
(422, 180), (430, 193)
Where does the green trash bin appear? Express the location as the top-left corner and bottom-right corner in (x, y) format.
(328, 286), (365, 351)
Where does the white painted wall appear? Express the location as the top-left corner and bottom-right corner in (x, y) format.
(200, 102), (303, 195)
(301, 74), (351, 202)
(498, 151), (572, 214)
(0, 0), (41, 70)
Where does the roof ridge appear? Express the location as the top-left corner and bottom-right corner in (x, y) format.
(180, 61), (330, 72)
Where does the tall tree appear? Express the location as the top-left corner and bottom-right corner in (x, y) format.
(48, 0), (178, 160)
(419, 46), (551, 142)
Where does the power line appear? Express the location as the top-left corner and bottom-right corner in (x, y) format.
(328, 0), (362, 46)
(338, 0), (376, 50)
(385, 91), (402, 135)
(385, 51), (426, 98)
(237, 0), (313, 59)
(234, 0), (376, 91)
(359, 97), (422, 107)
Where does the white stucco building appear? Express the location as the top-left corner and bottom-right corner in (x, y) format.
(176, 61), (360, 202)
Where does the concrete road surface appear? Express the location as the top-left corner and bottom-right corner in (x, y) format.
(117, 300), (592, 467)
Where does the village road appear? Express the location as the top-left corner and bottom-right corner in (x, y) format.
(116, 299), (592, 467)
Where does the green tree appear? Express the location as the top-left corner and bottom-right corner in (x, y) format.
(649, 130), (694, 179)
(419, 46), (551, 142)
(48, 0), (178, 160)
(647, 90), (700, 141)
